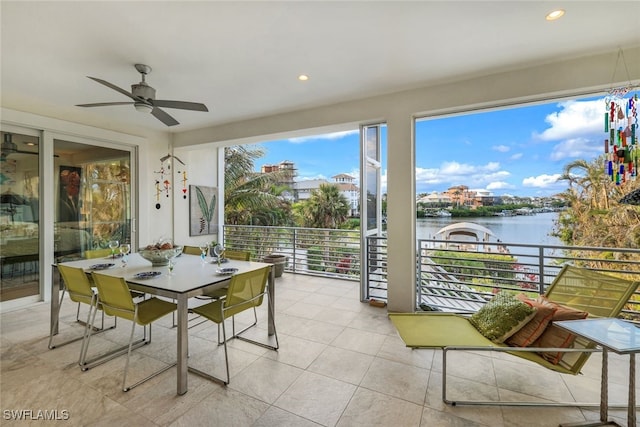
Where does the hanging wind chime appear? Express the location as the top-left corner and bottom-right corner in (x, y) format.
(154, 153), (188, 209)
(603, 48), (639, 186)
(604, 91), (638, 185)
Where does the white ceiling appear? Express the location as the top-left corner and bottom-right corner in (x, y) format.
(2, 1), (639, 133)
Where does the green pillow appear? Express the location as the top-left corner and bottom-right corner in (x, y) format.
(469, 292), (537, 343)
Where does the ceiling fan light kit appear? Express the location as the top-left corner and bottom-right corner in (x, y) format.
(76, 64), (209, 126)
(134, 103), (153, 114)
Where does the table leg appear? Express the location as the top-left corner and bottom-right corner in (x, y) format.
(50, 265), (60, 336)
(629, 353), (636, 427)
(601, 348), (609, 423)
(268, 266), (275, 336)
(176, 294), (188, 395)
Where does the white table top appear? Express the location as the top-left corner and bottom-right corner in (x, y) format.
(58, 253), (272, 295)
(555, 318), (640, 354)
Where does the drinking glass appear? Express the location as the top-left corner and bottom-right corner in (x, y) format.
(167, 257), (176, 274)
(199, 243), (209, 263)
(108, 240), (119, 259)
(119, 243), (130, 267)
(213, 244), (224, 266)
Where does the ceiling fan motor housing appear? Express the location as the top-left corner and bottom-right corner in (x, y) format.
(131, 82), (156, 101)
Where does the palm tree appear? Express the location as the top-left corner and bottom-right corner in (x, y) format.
(224, 145), (293, 226)
(560, 157), (610, 211)
(302, 184), (350, 229)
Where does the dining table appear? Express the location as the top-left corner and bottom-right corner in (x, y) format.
(51, 252), (275, 395)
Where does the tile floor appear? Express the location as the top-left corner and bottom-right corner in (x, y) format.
(1, 273), (637, 426)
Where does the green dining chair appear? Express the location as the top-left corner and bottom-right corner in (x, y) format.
(190, 250), (256, 332)
(181, 245), (201, 255)
(49, 264), (115, 355)
(88, 272), (177, 391)
(190, 266), (277, 385)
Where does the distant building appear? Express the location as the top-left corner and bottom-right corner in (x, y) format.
(418, 191), (451, 204)
(332, 174), (359, 216)
(262, 162), (360, 216)
(293, 179), (329, 202)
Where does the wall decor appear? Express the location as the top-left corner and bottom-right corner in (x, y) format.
(59, 166), (82, 222)
(189, 185), (217, 236)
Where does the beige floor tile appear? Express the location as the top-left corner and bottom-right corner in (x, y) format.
(274, 371), (356, 426)
(308, 345), (374, 385)
(263, 334), (327, 369)
(337, 387), (423, 426)
(331, 327), (387, 355)
(229, 356), (304, 404)
(360, 357), (429, 405)
(253, 405), (322, 426)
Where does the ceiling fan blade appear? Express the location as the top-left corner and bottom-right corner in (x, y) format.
(87, 77), (139, 101)
(153, 100), (209, 112)
(151, 107), (179, 127)
(76, 102), (135, 107)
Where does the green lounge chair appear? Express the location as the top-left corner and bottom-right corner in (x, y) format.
(389, 265), (639, 407)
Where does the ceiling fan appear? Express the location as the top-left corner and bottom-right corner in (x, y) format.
(76, 64), (209, 127)
(1, 133), (39, 160)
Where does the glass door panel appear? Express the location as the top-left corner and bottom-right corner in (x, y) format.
(0, 131), (40, 301)
(54, 140), (131, 261)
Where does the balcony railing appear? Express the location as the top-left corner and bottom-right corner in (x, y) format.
(222, 225), (640, 320)
(223, 225), (360, 280)
(417, 238), (640, 321)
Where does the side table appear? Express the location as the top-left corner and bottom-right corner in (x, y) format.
(556, 318), (638, 427)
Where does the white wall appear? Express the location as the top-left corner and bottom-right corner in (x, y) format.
(172, 145), (219, 248)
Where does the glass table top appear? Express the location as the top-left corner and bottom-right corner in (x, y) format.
(555, 318), (640, 354)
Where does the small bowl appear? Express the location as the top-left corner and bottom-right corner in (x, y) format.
(138, 246), (183, 266)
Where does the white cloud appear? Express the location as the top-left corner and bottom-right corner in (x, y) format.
(487, 181), (515, 190)
(549, 137), (601, 161)
(522, 174), (562, 188)
(510, 153), (523, 160)
(534, 99), (603, 141)
(415, 161), (512, 193)
(288, 130), (359, 144)
(492, 145), (510, 152)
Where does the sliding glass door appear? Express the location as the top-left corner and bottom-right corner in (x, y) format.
(53, 139), (132, 262)
(0, 130), (40, 302)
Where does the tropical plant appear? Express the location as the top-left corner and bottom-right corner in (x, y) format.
(224, 145), (293, 226)
(298, 183), (350, 229)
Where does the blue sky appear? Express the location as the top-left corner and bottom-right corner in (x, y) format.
(255, 93), (636, 197)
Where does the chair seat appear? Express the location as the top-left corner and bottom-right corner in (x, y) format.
(137, 298), (178, 325)
(191, 299), (224, 323)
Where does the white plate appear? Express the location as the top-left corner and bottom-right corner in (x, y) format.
(90, 263), (115, 270)
(216, 267), (238, 275)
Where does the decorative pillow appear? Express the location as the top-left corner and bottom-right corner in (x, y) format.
(538, 296), (589, 320)
(532, 297), (589, 364)
(506, 294), (557, 347)
(469, 292), (537, 343)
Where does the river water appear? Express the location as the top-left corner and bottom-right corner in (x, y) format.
(416, 211), (562, 246)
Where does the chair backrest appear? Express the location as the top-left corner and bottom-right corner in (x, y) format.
(182, 245), (201, 256)
(84, 248), (112, 259)
(545, 265), (639, 317)
(57, 264), (95, 305)
(541, 265), (639, 373)
(223, 267), (270, 318)
(224, 249), (251, 261)
(91, 272), (136, 321)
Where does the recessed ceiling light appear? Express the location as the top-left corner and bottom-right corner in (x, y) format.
(546, 9), (565, 21)
(298, 74), (309, 81)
